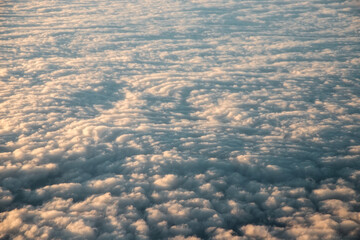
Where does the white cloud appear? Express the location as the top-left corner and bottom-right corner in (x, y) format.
(154, 174), (179, 189)
(66, 219), (95, 239)
(0, 0), (359, 239)
(240, 225), (276, 240)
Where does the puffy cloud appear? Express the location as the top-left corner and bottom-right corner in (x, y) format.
(1, 0), (359, 239)
(240, 225), (276, 240)
(66, 219), (95, 239)
(154, 174), (179, 189)
(0, 187), (13, 208)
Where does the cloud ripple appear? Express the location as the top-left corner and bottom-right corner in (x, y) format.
(0, 0), (359, 239)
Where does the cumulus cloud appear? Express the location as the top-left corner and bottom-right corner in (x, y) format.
(0, 0), (359, 239)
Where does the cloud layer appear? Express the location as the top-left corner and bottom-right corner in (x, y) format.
(1, 0), (359, 239)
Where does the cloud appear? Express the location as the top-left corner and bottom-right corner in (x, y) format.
(154, 174), (179, 189)
(1, 0), (359, 239)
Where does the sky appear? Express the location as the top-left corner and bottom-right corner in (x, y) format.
(0, 0), (359, 239)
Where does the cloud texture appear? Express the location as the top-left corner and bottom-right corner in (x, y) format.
(0, 0), (360, 239)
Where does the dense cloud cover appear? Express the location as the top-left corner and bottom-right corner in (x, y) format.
(1, 0), (360, 239)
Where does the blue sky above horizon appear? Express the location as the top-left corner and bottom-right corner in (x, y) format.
(0, 0), (360, 239)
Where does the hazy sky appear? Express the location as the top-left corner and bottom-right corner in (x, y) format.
(0, 0), (359, 239)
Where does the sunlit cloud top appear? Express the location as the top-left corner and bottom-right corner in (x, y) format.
(0, 0), (359, 239)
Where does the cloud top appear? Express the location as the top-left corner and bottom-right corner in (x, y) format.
(0, 0), (359, 239)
